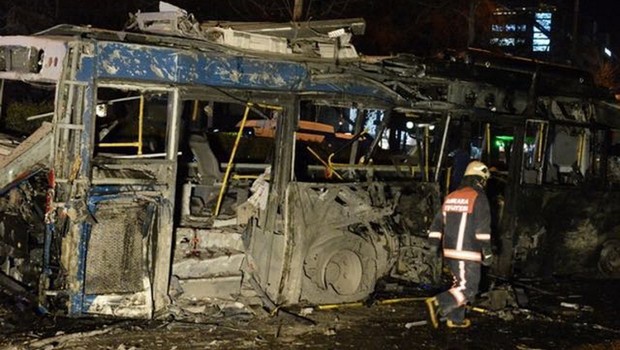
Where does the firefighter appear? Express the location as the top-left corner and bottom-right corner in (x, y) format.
(425, 160), (493, 328)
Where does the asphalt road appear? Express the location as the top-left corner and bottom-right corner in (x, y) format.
(1, 278), (619, 349)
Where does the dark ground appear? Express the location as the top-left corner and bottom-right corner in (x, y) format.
(1, 278), (619, 350)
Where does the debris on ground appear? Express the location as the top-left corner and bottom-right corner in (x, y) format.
(25, 327), (118, 349)
(164, 298), (256, 325)
(323, 328), (336, 336)
(478, 283), (519, 311)
(468, 278), (589, 326)
(405, 320), (427, 328)
(0, 279), (618, 349)
(560, 302), (594, 312)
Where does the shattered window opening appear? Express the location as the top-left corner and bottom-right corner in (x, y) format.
(543, 124), (601, 185)
(179, 98), (277, 219)
(95, 87), (170, 158)
(0, 80), (55, 136)
(294, 102), (376, 182)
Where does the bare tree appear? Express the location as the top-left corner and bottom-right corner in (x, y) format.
(410, 0), (498, 50)
(293, 0), (303, 21)
(356, 0), (498, 55)
(594, 61), (618, 89)
(226, 0), (364, 22)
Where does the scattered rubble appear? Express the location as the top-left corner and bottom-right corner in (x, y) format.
(25, 326), (117, 349)
(404, 320), (427, 328)
(0, 278), (618, 349)
(323, 328), (337, 336)
(560, 302), (593, 312)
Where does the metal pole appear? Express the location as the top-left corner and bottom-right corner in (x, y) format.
(537, 123), (544, 162)
(106, 95), (142, 104)
(0, 79), (4, 123)
(166, 89), (181, 161)
(434, 114), (451, 182)
(485, 123), (491, 163)
(291, 131), (297, 181)
(424, 125), (429, 182)
(191, 100), (199, 122)
(577, 132), (585, 168)
(215, 103), (251, 216)
(138, 95), (144, 155)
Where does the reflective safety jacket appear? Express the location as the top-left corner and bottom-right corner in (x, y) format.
(428, 185), (491, 262)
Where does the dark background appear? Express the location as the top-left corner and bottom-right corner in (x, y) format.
(0, 0), (616, 55)
(1, 0), (618, 89)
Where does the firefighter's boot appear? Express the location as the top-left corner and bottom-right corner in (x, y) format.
(425, 297), (440, 329)
(446, 319), (471, 328)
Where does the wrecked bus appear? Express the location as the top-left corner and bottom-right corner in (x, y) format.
(1, 14), (619, 319)
(423, 48), (620, 279)
(0, 19), (443, 318)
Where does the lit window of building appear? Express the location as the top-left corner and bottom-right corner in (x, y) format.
(533, 12), (552, 52)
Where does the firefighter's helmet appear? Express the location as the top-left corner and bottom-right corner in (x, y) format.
(464, 160), (490, 180)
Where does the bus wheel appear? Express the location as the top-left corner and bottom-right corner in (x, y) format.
(301, 233), (378, 304)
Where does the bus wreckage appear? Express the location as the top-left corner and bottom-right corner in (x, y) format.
(1, 7), (619, 318)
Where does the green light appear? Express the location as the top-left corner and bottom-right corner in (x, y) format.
(492, 135), (537, 149)
(494, 135), (512, 148)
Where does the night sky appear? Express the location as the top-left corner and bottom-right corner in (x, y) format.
(0, 0), (618, 57)
(580, 0), (620, 47)
(580, 0), (620, 31)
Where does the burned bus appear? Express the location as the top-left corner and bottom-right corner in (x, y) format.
(441, 50), (620, 279)
(0, 17), (445, 318)
(421, 49), (620, 279)
(0, 11), (619, 318)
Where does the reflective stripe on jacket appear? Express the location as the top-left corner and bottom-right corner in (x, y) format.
(428, 185), (491, 262)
